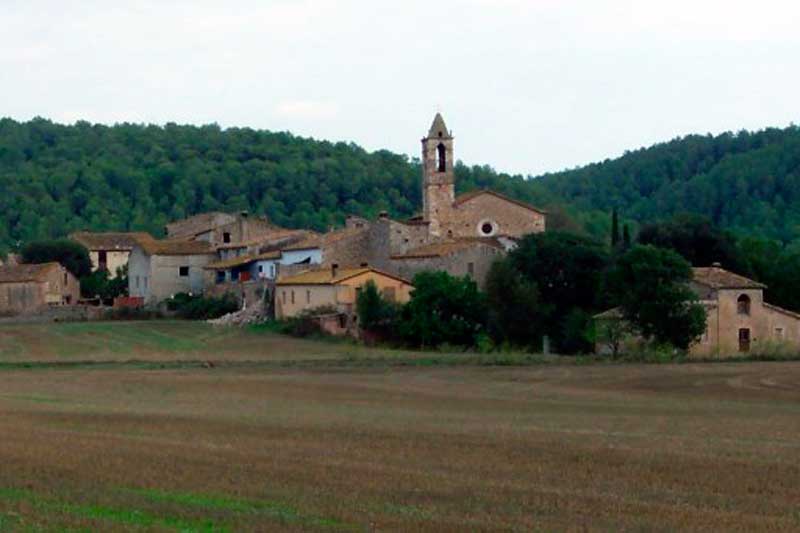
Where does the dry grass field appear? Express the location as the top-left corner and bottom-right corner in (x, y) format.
(0, 322), (799, 531)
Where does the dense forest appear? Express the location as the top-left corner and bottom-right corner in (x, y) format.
(1, 117), (799, 254)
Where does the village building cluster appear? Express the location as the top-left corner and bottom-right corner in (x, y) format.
(2, 113), (800, 357)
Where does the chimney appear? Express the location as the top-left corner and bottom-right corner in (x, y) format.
(331, 263), (339, 278)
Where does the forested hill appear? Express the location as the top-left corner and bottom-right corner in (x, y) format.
(531, 125), (800, 243)
(1, 117), (799, 253)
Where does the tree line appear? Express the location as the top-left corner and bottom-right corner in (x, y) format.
(3, 117), (800, 257)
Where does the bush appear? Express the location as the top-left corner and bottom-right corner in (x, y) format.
(104, 306), (164, 321)
(21, 239), (92, 278)
(165, 293), (240, 320)
(281, 305), (340, 338)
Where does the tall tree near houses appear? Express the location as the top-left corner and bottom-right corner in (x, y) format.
(611, 208), (620, 249)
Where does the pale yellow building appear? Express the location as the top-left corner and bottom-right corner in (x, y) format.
(274, 266), (413, 320)
(70, 232), (152, 278)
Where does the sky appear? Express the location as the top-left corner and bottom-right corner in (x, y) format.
(2, 0), (799, 176)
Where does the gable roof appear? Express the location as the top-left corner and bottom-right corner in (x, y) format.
(282, 227), (366, 252)
(70, 232), (153, 251)
(133, 235), (214, 256)
(204, 250), (282, 270)
(692, 267), (766, 290)
(277, 267), (411, 286)
(391, 239), (500, 260)
(453, 189), (546, 215)
(0, 262), (62, 283)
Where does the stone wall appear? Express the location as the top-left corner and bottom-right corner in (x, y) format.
(441, 193), (546, 240)
(388, 243), (504, 289)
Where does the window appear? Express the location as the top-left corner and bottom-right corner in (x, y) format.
(775, 327), (785, 340)
(135, 276), (140, 288)
(467, 262), (475, 277)
(258, 265), (263, 273)
(282, 290), (286, 304)
(98, 250), (108, 270)
(144, 277), (148, 289)
(216, 270), (225, 284)
(737, 294), (751, 315)
(179, 266), (190, 277)
(291, 290), (295, 304)
(306, 290), (311, 304)
(223, 232), (231, 244)
(64, 273), (68, 285)
(270, 264), (276, 277)
(481, 222), (494, 235)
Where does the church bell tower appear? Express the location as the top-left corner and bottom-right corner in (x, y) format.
(422, 113), (454, 237)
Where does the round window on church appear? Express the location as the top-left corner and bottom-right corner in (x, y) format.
(478, 219), (498, 237)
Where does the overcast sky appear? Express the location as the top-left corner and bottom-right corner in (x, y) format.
(2, 0), (798, 175)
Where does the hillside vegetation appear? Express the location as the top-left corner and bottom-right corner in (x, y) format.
(1, 117), (799, 253)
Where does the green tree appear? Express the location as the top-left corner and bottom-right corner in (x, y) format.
(508, 231), (610, 352)
(398, 271), (487, 348)
(608, 245), (706, 351)
(611, 207), (620, 248)
(637, 214), (746, 272)
(20, 239), (92, 278)
(356, 280), (398, 333)
(80, 265), (128, 301)
(485, 258), (547, 349)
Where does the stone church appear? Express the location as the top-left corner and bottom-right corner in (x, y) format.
(417, 113), (546, 240)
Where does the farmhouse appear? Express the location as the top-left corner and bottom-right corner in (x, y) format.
(0, 262), (79, 315)
(70, 232), (150, 278)
(128, 237), (216, 305)
(165, 211), (277, 246)
(274, 266), (413, 328)
(595, 264), (800, 357)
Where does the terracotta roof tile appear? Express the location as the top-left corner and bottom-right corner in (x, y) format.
(134, 235), (214, 256)
(277, 267), (411, 286)
(0, 262), (61, 283)
(70, 232), (153, 251)
(391, 239), (500, 259)
(692, 267), (766, 290)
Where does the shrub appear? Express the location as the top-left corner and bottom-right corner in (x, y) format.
(166, 293), (240, 320)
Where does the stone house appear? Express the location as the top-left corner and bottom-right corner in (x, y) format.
(69, 232), (152, 278)
(128, 237), (216, 305)
(274, 266), (413, 322)
(595, 265), (800, 357)
(165, 211), (277, 246)
(0, 262), (80, 315)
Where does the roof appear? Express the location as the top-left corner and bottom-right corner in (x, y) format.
(453, 189), (547, 215)
(165, 212), (235, 237)
(277, 267), (411, 286)
(391, 239), (500, 260)
(204, 250), (282, 270)
(593, 307), (623, 320)
(282, 227), (366, 252)
(133, 235), (215, 256)
(70, 232), (153, 251)
(763, 302), (800, 320)
(215, 228), (309, 251)
(0, 262), (61, 283)
(427, 113), (451, 139)
(692, 267), (766, 290)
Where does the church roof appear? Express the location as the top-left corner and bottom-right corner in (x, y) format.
(427, 113), (452, 139)
(453, 189), (547, 215)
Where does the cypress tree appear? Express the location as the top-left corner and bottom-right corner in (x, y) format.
(611, 208), (620, 248)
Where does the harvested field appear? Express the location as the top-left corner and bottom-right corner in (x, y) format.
(0, 323), (799, 531)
